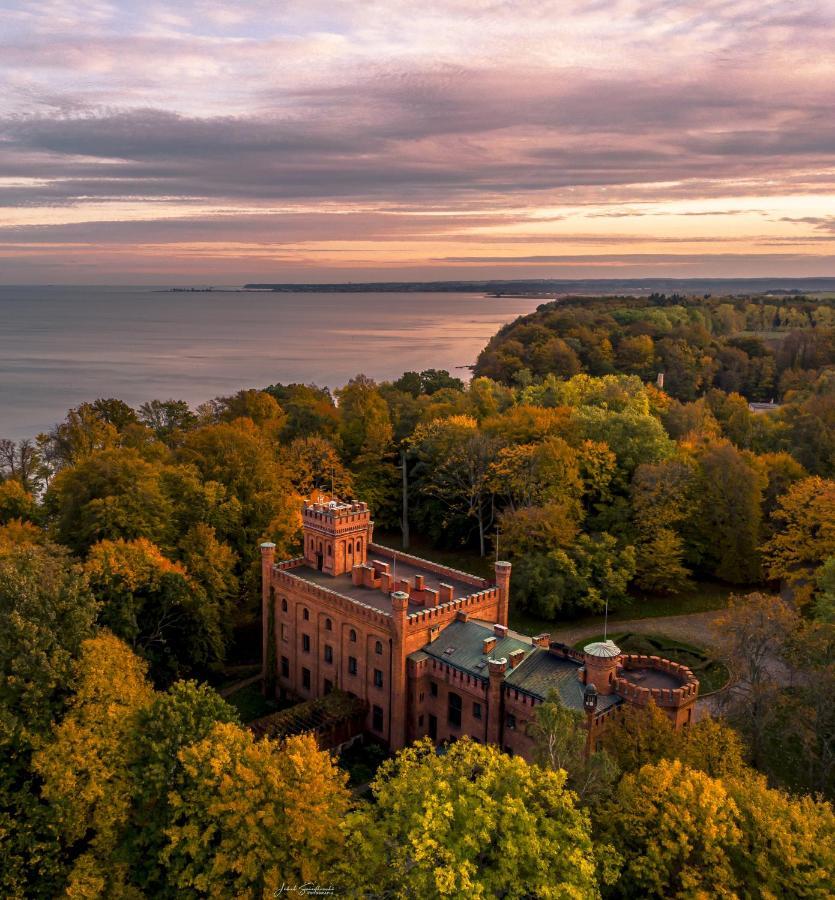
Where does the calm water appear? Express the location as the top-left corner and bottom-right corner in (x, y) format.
(0, 286), (541, 439)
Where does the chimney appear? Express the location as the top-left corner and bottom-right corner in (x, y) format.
(508, 648), (526, 669)
(533, 633), (550, 648)
(493, 624), (508, 638)
(482, 636), (497, 655)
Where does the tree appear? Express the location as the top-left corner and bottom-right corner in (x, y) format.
(0, 479), (38, 526)
(763, 477), (835, 605)
(674, 715), (749, 779)
(162, 725), (350, 898)
(38, 402), (122, 473)
(713, 593), (798, 768)
(601, 759), (742, 899)
(33, 634), (153, 895)
(410, 416), (498, 556)
(122, 680), (239, 894)
(489, 436), (583, 515)
(692, 442), (765, 583)
(724, 772), (835, 898)
(0, 438), (42, 492)
(0, 543), (98, 897)
(599, 700), (676, 774)
(336, 374), (393, 460)
(138, 399), (197, 443)
(45, 447), (173, 553)
(282, 435), (354, 499)
(84, 538), (224, 684)
(343, 737), (600, 899)
(527, 693), (619, 805)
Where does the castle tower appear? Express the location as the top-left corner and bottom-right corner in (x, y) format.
(486, 657), (507, 745)
(583, 640), (621, 695)
(302, 498), (373, 576)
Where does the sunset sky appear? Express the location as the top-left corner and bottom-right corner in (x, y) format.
(2, 1), (835, 283)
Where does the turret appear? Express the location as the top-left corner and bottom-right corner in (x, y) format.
(486, 657), (507, 745)
(583, 639), (621, 695)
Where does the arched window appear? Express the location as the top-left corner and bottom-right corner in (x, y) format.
(318, 542), (322, 553)
(303, 607), (310, 621)
(327, 544), (332, 557)
(348, 542), (353, 556)
(325, 618), (332, 631)
(356, 539), (361, 554)
(349, 629), (357, 643)
(281, 598), (288, 612)
(375, 641), (383, 655)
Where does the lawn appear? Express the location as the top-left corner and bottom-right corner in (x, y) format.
(571, 631), (730, 694)
(510, 581), (734, 638)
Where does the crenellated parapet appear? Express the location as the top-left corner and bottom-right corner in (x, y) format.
(613, 653), (699, 709)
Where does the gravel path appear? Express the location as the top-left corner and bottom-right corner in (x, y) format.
(550, 610), (722, 651)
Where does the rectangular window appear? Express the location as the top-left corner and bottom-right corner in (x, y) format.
(430, 681), (438, 697)
(506, 713), (516, 730)
(302, 634), (310, 653)
(324, 644), (333, 664)
(473, 702), (482, 720)
(281, 623), (288, 643)
(374, 669), (383, 688)
(324, 679), (333, 695)
(348, 656), (357, 675)
(419, 691), (424, 703)
(448, 692), (462, 728)
(372, 704), (384, 732)
(302, 667), (311, 690)
(280, 656), (289, 678)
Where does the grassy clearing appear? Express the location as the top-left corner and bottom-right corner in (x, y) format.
(572, 631), (730, 694)
(510, 581), (733, 638)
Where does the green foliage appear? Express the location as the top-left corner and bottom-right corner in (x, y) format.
(343, 737), (600, 898)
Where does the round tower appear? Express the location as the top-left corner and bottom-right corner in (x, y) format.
(583, 639), (621, 695)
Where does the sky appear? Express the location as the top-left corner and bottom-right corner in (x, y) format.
(2, 0), (835, 284)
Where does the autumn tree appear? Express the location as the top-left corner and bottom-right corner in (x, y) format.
(33, 633), (154, 896)
(763, 476), (835, 605)
(0, 479), (39, 526)
(0, 543), (99, 897)
(84, 538), (224, 684)
(599, 699), (676, 774)
(0, 437), (41, 492)
(601, 759), (742, 898)
(343, 737), (600, 898)
(162, 725), (350, 898)
(122, 680), (239, 894)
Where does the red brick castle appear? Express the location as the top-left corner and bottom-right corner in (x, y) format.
(261, 496), (698, 757)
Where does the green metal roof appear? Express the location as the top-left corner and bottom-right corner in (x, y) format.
(506, 648), (621, 712)
(419, 619), (533, 678)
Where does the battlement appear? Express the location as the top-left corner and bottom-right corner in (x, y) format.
(613, 653), (699, 708)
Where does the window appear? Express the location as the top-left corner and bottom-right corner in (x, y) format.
(327, 544), (332, 556)
(303, 608), (310, 621)
(281, 656), (289, 677)
(348, 543), (353, 556)
(448, 692), (462, 728)
(419, 691), (424, 702)
(374, 669), (383, 688)
(324, 644), (333, 664)
(375, 640), (383, 655)
(372, 704), (383, 732)
(325, 617), (332, 631)
(302, 667), (311, 689)
(430, 681), (438, 697)
(281, 623), (288, 642)
(418, 714), (424, 727)
(324, 678), (333, 694)
(302, 634), (310, 653)
(356, 539), (361, 554)
(281, 598), (287, 612)
(349, 629), (357, 643)
(506, 713), (516, 730)
(473, 701), (482, 720)
(348, 656), (358, 675)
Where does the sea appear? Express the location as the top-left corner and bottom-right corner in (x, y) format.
(0, 285), (542, 440)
